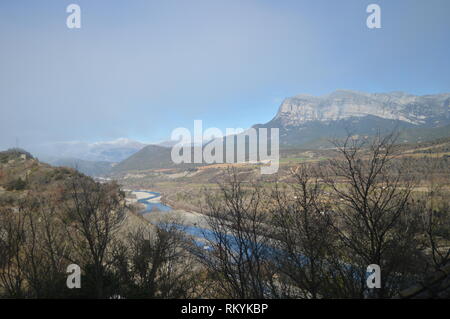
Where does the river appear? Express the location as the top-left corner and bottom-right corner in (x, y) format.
(135, 190), (172, 213)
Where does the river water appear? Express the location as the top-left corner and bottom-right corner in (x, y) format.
(133, 191), (370, 282)
(135, 190), (214, 246)
(136, 190), (172, 212)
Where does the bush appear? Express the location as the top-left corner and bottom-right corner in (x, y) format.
(6, 178), (27, 191)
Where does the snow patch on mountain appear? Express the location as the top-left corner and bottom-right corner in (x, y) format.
(31, 138), (147, 163)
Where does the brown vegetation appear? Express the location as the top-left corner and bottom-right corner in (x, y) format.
(0, 136), (449, 298)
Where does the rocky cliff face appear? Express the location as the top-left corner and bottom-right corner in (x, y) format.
(272, 90), (450, 127)
(253, 90), (450, 147)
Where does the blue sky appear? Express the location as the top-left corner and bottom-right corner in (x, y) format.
(0, 0), (449, 149)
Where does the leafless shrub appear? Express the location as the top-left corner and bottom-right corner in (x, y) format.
(110, 220), (201, 298)
(269, 164), (336, 298)
(61, 175), (126, 298)
(197, 169), (279, 298)
(320, 133), (425, 298)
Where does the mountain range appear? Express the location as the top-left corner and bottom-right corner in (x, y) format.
(271, 90), (449, 126)
(22, 90), (450, 175)
(32, 138), (147, 163)
(26, 138), (146, 176)
(111, 90), (450, 174)
(254, 90), (450, 147)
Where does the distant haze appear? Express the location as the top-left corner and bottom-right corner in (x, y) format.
(30, 138), (147, 163)
(1, 0), (449, 152)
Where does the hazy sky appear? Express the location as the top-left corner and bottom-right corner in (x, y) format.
(0, 0), (449, 150)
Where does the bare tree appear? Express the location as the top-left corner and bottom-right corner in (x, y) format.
(417, 157), (450, 270)
(0, 208), (27, 298)
(321, 133), (424, 298)
(111, 221), (200, 298)
(424, 205), (450, 269)
(0, 192), (76, 298)
(270, 164), (336, 298)
(19, 195), (73, 298)
(197, 169), (279, 299)
(61, 174), (126, 298)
